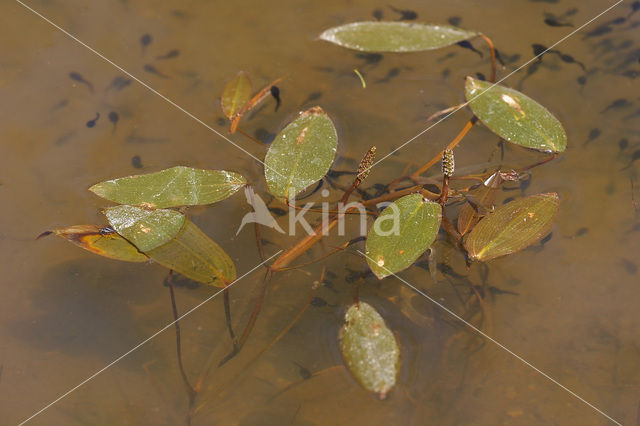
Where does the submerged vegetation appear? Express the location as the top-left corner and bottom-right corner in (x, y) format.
(41, 20), (569, 422)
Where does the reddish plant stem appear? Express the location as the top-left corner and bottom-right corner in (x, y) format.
(236, 127), (268, 148)
(439, 175), (450, 207)
(411, 117), (477, 179)
(479, 34), (497, 82)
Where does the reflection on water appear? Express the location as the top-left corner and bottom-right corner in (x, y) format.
(1, 0), (639, 424)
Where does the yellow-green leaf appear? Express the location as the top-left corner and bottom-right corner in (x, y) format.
(221, 71), (252, 119)
(89, 166), (246, 208)
(146, 219), (236, 286)
(45, 225), (148, 262)
(464, 193), (560, 261)
(319, 22), (479, 53)
(465, 77), (567, 153)
(264, 106), (338, 199)
(105, 205), (185, 253)
(340, 302), (400, 399)
(366, 194), (441, 279)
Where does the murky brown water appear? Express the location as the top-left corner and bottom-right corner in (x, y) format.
(1, 0), (639, 424)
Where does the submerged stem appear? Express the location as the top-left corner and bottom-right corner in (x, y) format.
(167, 279), (196, 424)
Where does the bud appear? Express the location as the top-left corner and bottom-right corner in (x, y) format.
(441, 148), (455, 178)
(357, 146), (376, 183)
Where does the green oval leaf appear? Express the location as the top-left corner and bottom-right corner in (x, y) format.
(465, 77), (567, 153)
(221, 71), (252, 119)
(464, 193), (560, 262)
(340, 301), (400, 399)
(90, 166), (246, 208)
(264, 106), (338, 199)
(146, 219), (236, 286)
(319, 22), (479, 53)
(47, 225), (148, 263)
(105, 205), (185, 253)
(365, 194), (442, 279)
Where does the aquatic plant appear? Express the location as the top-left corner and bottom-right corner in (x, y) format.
(40, 21), (566, 421)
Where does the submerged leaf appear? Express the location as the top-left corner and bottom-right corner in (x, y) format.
(457, 185), (498, 236)
(366, 194), (441, 279)
(90, 166), (246, 208)
(464, 193), (559, 261)
(146, 219), (236, 286)
(46, 225), (148, 262)
(221, 71), (252, 119)
(105, 205), (185, 253)
(340, 302), (400, 399)
(465, 77), (567, 153)
(319, 22), (478, 52)
(264, 106), (338, 199)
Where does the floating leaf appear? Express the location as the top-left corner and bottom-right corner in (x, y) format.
(90, 166), (246, 208)
(464, 193), (559, 261)
(264, 106), (338, 199)
(221, 71), (252, 119)
(105, 205), (185, 253)
(366, 194), (441, 279)
(340, 302), (400, 399)
(319, 22), (479, 53)
(465, 77), (567, 153)
(43, 225), (148, 262)
(146, 219), (236, 286)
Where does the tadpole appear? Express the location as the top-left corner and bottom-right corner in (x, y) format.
(108, 111), (119, 133)
(544, 17), (573, 27)
(532, 44), (549, 59)
(620, 258), (637, 275)
(86, 112), (100, 128)
(270, 86), (281, 112)
(577, 75), (587, 87)
(586, 128), (601, 145)
(156, 49), (180, 60)
(293, 362), (312, 380)
(375, 67), (400, 83)
(355, 52), (383, 66)
(106, 76), (132, 91)
(448, 16), (462, 26)
(457, 40), (483, 57)
(601, 98), (632, 113)
(583, 24), (612, 39)
(140, 33), (152, 53)
(388, 6), (417, 21)
(629, 1), (640, 18)
(69, 72), (94, 93)
(311, 297), (335, 307)
(131, 155), (143, 169)
(559, 54), (586, 71)
(618, 138), (629, 151)
(143, 64), (169, 78)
